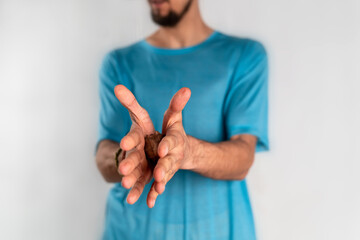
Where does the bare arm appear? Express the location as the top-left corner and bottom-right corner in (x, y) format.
(95, 139), (122, 183)
(96, 85), (257, 208)
(188, 134), (256, 180)
(95, 133), (256, 182)
(147, 88), (257, 207)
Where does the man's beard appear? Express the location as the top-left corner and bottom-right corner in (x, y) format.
(151, 0), (193, 27)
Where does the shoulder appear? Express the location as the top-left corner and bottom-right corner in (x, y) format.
(101, 41), (143, 66)
(216, 32), (267, 59)
(215, 33), (268, 83)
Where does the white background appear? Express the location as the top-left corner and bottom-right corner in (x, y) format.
(0, 0), (359, 239)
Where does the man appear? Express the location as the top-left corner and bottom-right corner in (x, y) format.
(95, 0), (269, 239)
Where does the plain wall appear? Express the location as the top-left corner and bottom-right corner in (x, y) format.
(0, 0), (359, 239)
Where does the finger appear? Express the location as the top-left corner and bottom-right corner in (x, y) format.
(157, 133), (179, 158)
(120, 127), (143, 151)
(147, 182), (159, 208)
(154, 170), (176, 194)
(154, 181), (165, 195)
(162, 87), (191, 133)
(153, 154), (177, 183)
(118, 149), (143, 176)
(126, 168), (152, 205)
(154, 153), (180, 193)
(121, 164), (143, 189)
(114, 85), (155, 135)
(168, 87), (191, 113)
(114, 85), (143, 119)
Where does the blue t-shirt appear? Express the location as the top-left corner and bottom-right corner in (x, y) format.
(97, 31), (269, 240)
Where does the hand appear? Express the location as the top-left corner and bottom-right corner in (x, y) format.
(114, 85), (155, 207)
(147, 88), (192, 207)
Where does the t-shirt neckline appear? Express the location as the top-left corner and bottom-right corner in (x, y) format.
(140, 31), (219, 55)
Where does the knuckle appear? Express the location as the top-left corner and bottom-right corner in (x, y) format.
(127, 175), (136, 186)
(150, 188), (158, 198)
(170, 165), (177, 175)
(133, 182), (144, 194)
(132, 185), (141, 196)
(137, 174), (145, 184)
(170, 154), (177, 162)
(161, 138), (170, 149)
(137, 162), (143, 172)
(134, 164), (142, 176)
(170, 154), (177, 164)
(157, 162), (168, 172)
(138, 160), (144, 171)
(127, 157), (136, 168)
(125, 159), (134, 170)
(166, 169), (176, 182)
(133, 150), (142, 163)
(153, 191), (158, 198)
(177, 151), (185, 160)
(163, 157), (174, 174)
(167, 135), (174, 144)
(135, 150), (142, 159)
(166, 134), (177, 147)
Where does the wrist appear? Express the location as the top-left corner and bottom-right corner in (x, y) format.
(185, 135), (200, 170)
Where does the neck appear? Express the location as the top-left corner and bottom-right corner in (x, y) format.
(147, 2), (213, 49)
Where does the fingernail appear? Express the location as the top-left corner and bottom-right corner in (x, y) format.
(161, 170), (165, 180)
(128, 195), (135, 204)
(150, 200), (155, 208)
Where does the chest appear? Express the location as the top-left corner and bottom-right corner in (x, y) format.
(124, 54), (233, 141)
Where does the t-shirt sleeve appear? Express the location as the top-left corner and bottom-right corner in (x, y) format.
(224, 40), (269, 152)
(95, 51), (131, 153)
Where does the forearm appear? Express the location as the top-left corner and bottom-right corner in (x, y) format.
(188, 135), (256, 180)
(95, 139), (122, 183)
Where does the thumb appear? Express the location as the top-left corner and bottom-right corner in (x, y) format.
(114, 84), (155, 135)
(162, 88), (191, 132)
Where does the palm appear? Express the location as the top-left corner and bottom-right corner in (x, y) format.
(114, 85), (191, 209)
(114, 85), (155, 206)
